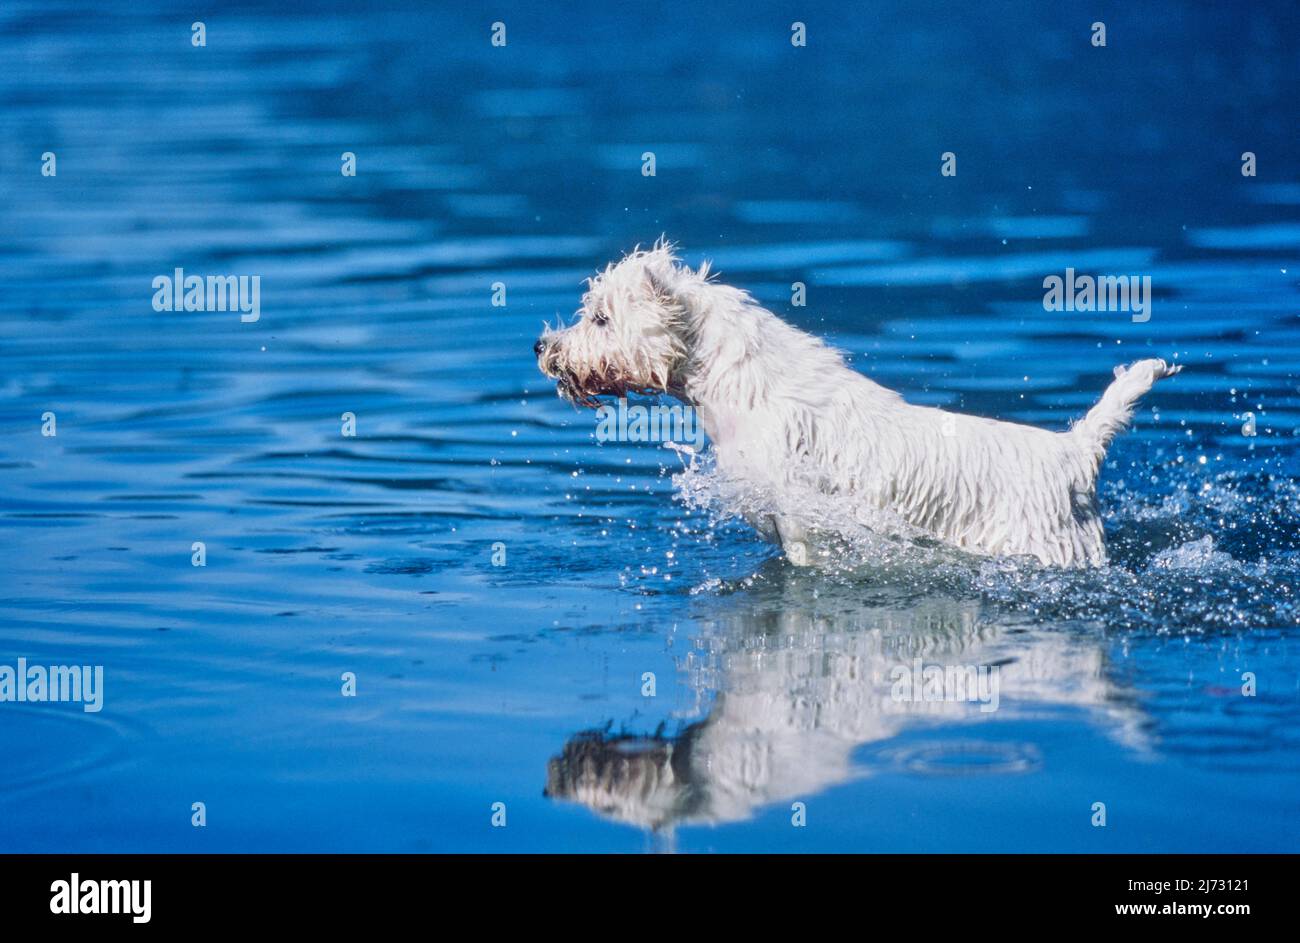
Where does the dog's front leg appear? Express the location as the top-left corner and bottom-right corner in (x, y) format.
(772, 515), (811, 567)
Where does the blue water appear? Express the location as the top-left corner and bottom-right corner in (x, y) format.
(1, 0), (1298, 852)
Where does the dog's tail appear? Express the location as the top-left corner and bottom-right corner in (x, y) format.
(1071, 358), (1182, 465)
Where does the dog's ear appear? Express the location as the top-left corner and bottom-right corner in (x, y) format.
(644, 263), (673, 301)
(642, 247), (685, 304)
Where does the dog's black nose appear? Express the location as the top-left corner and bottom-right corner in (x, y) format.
(533, 339), (545, 357)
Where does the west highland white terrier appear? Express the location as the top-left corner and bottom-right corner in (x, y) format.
(536, 241), (1181, 567)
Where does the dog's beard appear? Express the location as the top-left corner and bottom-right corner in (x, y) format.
(545, 360), (665, 409)
(556, 376), (609, 408)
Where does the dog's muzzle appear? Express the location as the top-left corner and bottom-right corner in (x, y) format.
(534, 335), (645, 408)
(534, 337), (582, 404)
(534, 336), (560, 379)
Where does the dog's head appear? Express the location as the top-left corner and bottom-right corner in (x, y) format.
(535, 240), (704, 407)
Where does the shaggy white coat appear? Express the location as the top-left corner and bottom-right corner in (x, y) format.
(536, 242), (1181, 567)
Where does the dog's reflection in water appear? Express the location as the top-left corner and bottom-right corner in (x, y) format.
(544, 581), (1145, 832)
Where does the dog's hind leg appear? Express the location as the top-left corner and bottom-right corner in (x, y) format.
(772, 515), (811, 566)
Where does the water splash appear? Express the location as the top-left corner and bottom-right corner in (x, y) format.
(670, 449), (1300, 633)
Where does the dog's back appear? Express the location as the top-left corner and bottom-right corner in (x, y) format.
(724, 357), (1179, 567)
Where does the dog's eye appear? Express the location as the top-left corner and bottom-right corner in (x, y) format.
(591, 312), (609, 327)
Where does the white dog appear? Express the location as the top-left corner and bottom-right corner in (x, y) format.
(535, 241), (1181, 567)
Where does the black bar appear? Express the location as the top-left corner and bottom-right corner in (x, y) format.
(0, 853), (1284, 929)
